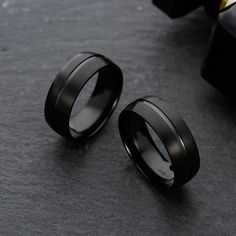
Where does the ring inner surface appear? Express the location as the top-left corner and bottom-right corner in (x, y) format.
(69, 66), (121, 138)
(122, 113), (174, 187)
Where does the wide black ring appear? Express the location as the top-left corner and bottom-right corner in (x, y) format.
(45, 52), (123, 139)
(118, 96), (200, 188)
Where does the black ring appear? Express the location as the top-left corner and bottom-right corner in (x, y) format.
(118, 96), (200, 188)
(45, 52), (123, 139)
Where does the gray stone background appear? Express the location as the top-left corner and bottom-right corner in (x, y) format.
(0, 0), (235, 235)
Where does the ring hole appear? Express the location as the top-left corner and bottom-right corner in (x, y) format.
(68, 65), (121, 139)
(122, 113), (175, 187)
(144, 122), (174, 185)
(146, 122), (171, 163)
(69, 73), (98, 137)
(70, 73), (98, 120)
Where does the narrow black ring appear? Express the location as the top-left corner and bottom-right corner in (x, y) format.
(118, 96), (200, 188)
(45, 52), (123, 139)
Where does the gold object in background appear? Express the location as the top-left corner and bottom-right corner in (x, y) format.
(219, 0), (236, 10)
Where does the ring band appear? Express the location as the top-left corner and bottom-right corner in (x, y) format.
(118, 96), (200, 188)
(45, 52), (123, 139)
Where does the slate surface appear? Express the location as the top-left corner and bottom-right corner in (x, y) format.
(0, 0), (235, 235)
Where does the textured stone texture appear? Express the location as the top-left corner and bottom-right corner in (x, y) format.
(0, 0), (235, 235)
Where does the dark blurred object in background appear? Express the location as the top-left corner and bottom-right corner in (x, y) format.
(153, 0), (236, 98)
(202, 3), (236, 98)
(204, 0), (222, 17)
(152, 0), (203, 18)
